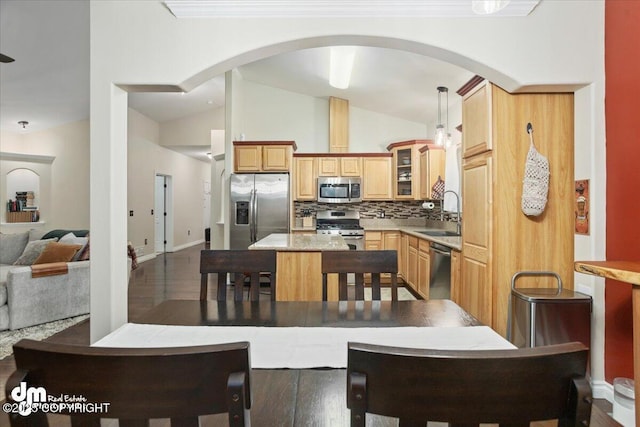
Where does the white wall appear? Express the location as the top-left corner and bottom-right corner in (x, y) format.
(160, 106), (225, 147)
(0, 121), (90, 233)
(350, 106), (427, 152)
(127, 108), (210, 255)
(90, 1), (607, 387)
(237, 78), (426, 152)
(238, 79), (329, 151)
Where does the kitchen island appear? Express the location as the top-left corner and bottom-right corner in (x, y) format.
(249, 233), (349, 301)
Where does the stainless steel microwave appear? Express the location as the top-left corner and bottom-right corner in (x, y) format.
(317, 177), (362, 203)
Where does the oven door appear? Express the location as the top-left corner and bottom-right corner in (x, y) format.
(342, 235), (364, 251)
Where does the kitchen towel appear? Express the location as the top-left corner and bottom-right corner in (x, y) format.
(94, 324), (515, 369)
(444, 143), (461, 213)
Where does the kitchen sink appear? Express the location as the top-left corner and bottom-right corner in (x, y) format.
(417, 230), (460, 237)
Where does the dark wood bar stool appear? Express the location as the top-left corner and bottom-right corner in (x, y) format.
(200, 249), (277, 301)
(7, 339), (252, 426)
(322, 250), (398, 301)
(347, 341), (591, 426)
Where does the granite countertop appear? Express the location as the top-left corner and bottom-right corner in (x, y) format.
(290, 223), (462, 250)
(398, 227), (462, 251)
(249, 233), (349, 251)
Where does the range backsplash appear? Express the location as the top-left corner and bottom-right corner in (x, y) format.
(294, 200), (454, 221)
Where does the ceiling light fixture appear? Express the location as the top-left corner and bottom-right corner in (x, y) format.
(18, 121), (29, 130)
(329, 46), (356, 89)
(472, 0), (511, 15)
(434, 87), (449, 147)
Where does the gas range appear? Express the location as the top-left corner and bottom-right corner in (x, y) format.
(315, 210), (364, 237)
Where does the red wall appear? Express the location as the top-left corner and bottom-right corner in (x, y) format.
(604, 0), (640, 383)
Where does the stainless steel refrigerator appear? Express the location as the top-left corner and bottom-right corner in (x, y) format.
(230, 173), (290, 249)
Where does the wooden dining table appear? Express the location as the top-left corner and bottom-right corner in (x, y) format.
(125, 299), (484, 426)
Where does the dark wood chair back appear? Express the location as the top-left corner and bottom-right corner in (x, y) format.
(322, 250), (398, 301)
(6, 339), (251, 427)
(200, 249), (276, 301)
(347, 341), (591, 427)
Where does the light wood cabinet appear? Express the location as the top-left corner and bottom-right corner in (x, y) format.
(416, 239), (431, 299)
(365, 231), (401, 282)
(294, 157), (317, 200)
(318, 157), (340, 176)
(329, 97), (349, 153)
(362, 157), (392, 200)
(459, 79), (574, 336)
(365, 231), (383, 250)
(340, 157), (361, 177)
(399, 233), (408, 283)
(407, 236), (418, 292)
(234, 145), (262, 172)
(317, 156), (362, 177)
(387, 140), (432, 200)
(419, 146), (446, 199)
(462, 80), (492, 159)
(450, 249), (461, 305)
(233, 141), (296, 173)
(262, 145), (291, 171)
(383, 232), (400, 254)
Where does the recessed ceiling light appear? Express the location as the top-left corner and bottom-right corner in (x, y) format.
(329, 46), (356, 89)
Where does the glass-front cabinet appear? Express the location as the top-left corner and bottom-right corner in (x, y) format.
(387, 140), (429, 200)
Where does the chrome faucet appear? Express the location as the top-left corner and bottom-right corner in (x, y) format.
(442, 190), (462, 236)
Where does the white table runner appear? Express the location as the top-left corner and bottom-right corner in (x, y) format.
(94, 324), (515, 369)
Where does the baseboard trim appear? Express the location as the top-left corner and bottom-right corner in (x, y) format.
(135, 240), (205, 264)
(136, 253), (156, 264)
(592, 379), (614, 403)
(172, 239), (205, 252)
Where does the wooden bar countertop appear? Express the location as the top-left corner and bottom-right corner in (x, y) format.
(574, 260), (640, 284)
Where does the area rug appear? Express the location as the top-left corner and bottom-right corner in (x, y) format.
(0, 315), (89, 360)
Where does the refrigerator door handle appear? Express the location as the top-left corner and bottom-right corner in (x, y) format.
(252, 188), (259, 242)
(249, 189), (256, 242)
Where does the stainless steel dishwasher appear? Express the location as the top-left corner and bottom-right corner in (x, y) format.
(429, 242), (451, 299)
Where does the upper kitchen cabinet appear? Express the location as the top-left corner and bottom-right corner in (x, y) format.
(419, 145), (446, 200)
(293, 156), (317, 200)
(362, 155), (393, 200)
(233, 141), (297, 173)
(461, 78), (492, 159)
(329, 97), (349, 153)
(458, 78), (575, 336)
(317, 155), (362, 177)
(387, 140), (428, 200)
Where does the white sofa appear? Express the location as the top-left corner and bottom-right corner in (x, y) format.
(0, 229), (91, 330)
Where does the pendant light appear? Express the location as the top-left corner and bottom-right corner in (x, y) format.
(435, 86), (448, 146)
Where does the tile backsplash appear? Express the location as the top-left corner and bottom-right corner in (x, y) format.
(294, 200), (458, 222)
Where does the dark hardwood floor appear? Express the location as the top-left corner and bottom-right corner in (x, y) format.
(0, 243), (621, 426)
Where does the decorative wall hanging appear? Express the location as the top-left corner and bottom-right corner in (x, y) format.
(575, 179), (590, 235)
(521, 123), (550, 216)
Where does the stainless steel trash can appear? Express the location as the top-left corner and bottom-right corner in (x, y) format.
(507, 271), (592, 348)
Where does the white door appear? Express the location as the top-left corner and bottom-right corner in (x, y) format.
(154, 175), (166, 253)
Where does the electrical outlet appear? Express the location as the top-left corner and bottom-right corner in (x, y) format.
(129, 210), (134, 216)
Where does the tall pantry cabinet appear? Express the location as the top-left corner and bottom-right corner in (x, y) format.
(459, 79), (575, 337)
